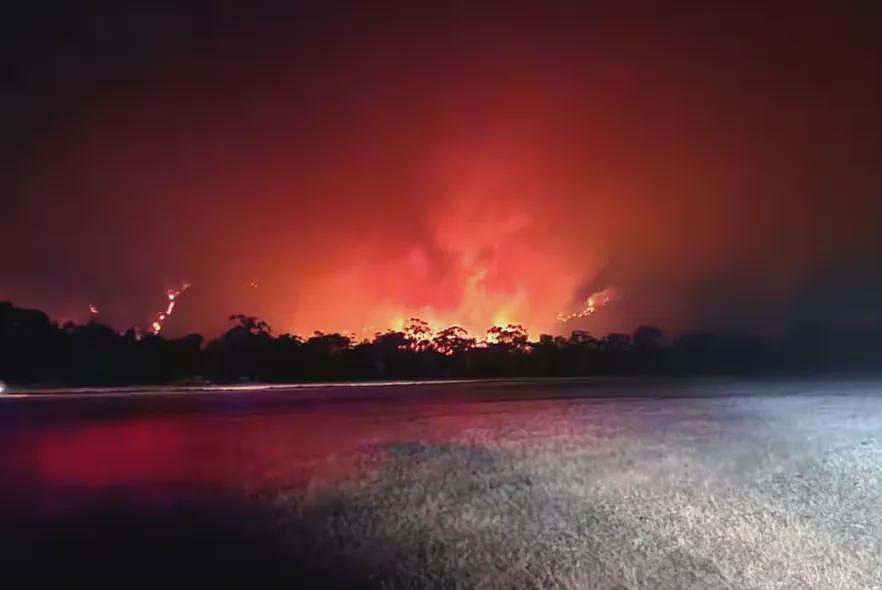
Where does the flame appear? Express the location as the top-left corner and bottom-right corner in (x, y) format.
(557, 288), (615, 323)
(151, 282), (190, 335)
(88, 304), (99, 316)
(491, 309), (512, 328)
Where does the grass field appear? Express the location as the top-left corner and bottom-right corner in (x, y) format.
(273, 393), (882, 589)
(4, 380), (882, 588)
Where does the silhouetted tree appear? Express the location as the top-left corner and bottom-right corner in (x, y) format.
(369, 330), (413, 377)
(403, 318), (433, 352)
(2, 300), (882, 386)
(204, 315), (275, 380)
(432, 326), (475, 355)
(487, 324), (529, 351)
(228, 314), (272, 336)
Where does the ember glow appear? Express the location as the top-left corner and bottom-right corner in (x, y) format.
(557, 289), (616, 324)
(150, 283), (190, 336)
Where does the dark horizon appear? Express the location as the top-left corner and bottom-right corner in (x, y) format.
(3, 299), (882, 387)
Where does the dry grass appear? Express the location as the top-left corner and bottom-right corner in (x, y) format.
(272, 393), (882, 589)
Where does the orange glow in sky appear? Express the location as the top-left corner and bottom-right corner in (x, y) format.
(3, 4), (881, 338)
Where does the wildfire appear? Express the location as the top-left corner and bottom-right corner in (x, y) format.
(557, 288), (614, 323)
(151, 282), (190, 335)
(88, 304), (99, 316)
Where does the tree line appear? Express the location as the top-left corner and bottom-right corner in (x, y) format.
(2, 301), (881, 386)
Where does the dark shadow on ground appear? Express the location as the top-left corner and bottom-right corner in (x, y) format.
(0, 491), (381, 588)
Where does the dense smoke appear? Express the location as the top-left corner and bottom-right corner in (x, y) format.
(2, 2), (881, 337)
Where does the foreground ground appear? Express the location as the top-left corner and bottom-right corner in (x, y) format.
(3, 379), (882, 588)
(274, 392), (882, 589)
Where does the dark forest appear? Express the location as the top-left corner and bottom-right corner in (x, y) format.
(3, 301), (881, 387)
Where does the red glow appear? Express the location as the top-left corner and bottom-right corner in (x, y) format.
(4, 4), (881, 337)
(2, 392), (625, 516)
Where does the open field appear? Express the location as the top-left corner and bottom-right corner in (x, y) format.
(2, 379), (882, 588)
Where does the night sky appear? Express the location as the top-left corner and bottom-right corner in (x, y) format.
(3, 1), (881, 338)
